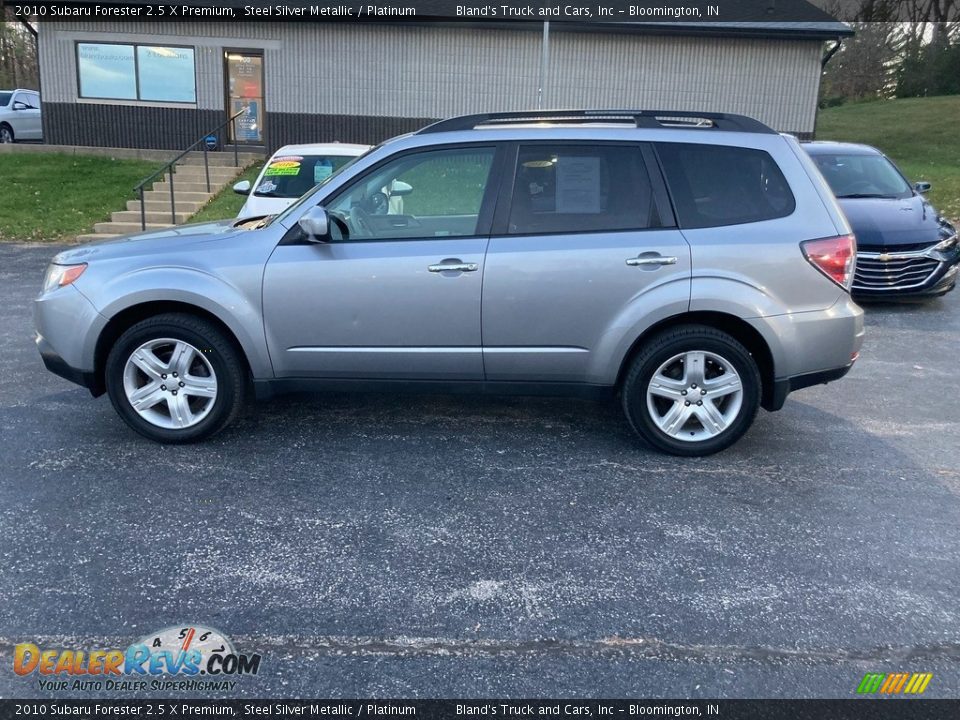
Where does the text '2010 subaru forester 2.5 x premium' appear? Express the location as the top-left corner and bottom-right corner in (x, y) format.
(35, 110), (864, 456)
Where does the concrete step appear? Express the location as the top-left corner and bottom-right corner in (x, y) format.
(173, 164), (243, 178)
(76, 233), (124, 243)
(179, 152), (262, 167)
(111, 210), (194, 224)
(127, 199), (206, 213)
(94, 221), (174, 235)
(152, 180), (226, 194)
(143, 190), (212, 203)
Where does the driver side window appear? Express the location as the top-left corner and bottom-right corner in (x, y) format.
(326, 147), (495, 241)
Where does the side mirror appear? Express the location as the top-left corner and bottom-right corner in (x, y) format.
(232, 180), (251, 195)
(12, 102), (27, 111)
(915, 181), (932, 194)
(298, 206), (330, 242)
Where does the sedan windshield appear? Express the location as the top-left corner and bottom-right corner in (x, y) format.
(0, 92), (11, 107)
(812, 153), (913, 199)
(253, 154), (357, 198)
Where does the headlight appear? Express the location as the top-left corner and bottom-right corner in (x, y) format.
(933, 233), (958, 252)
(42, 263), (87, 293)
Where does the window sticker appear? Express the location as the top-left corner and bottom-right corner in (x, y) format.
(555, 156), (602, 214)
(265, 160), (301, 177)
(314, 160), (335, 183)
(256, 180), (278, 194)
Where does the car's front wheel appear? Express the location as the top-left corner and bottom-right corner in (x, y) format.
(105, 313), (247, 443)
(0, 124), (14, 144)
(621, 325), (761, 456)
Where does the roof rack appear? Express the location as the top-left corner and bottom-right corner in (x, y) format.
(417, 109), (776, 135)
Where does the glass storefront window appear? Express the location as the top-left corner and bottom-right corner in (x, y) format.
(77, 43), (137, 100)
(76, 42), (196, 104)
(137, 46), (196, 103)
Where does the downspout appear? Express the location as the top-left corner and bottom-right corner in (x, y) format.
(16, 18), (38, 39)
(813, 38), (844, 139)
(821, 38), (843, 69)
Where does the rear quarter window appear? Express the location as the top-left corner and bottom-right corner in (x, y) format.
(656, 143), (795, 229)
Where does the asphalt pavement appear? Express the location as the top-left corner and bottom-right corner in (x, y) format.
(0, 242), (958, 699)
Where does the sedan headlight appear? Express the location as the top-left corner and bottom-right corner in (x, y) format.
(42, 263), (87, 293)
(933, 233), (958, 253)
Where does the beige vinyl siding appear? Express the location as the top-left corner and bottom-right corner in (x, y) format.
(39, 22), (823, 135)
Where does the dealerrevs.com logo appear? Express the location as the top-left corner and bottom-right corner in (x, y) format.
(13, 625), (262, 693)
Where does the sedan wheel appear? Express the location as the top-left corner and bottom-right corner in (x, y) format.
(0, 126), (13, 144)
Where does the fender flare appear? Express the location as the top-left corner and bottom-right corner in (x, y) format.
(87, 267), (273, 378)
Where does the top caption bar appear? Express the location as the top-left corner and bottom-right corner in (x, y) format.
(6, 0), (942, 23)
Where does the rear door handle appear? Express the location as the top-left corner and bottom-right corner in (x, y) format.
(428, 261), (479, 273)
(626, 255), (677, 267)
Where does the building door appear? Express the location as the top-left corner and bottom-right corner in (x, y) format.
(225, 51), (264, 144)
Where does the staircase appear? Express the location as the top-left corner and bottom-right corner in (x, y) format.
(76, 150), (263, 242)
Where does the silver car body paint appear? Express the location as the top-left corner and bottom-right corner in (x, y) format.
(37, 122), (864, 404)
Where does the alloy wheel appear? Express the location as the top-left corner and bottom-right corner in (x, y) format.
(646, 350), (744, 442)
(122, 338), (218, 429)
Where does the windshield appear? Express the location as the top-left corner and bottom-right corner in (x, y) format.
(812, 153), (913, 199)
(0, 92), (11, 107)
(268, 146), (379, 227)
(253, 154), (359, 198)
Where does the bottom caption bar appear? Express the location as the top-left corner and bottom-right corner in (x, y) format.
(1, 700), (958, 719)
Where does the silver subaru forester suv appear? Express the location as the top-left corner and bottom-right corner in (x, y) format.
(35, 110), (864, 456)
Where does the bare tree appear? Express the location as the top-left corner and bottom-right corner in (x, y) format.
(0, 11), (39, 90)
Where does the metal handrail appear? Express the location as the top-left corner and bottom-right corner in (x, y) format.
(133, 107), (248, 230)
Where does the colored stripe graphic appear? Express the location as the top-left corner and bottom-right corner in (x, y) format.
(857, 673), (885, 694)
(858, 673), (932, 695)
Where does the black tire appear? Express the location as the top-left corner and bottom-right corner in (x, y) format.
(105, 313), (247, 443)
(0, 124), (14, 144)
(621, 325), (761, 457)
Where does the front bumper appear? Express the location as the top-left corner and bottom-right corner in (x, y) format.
(36, 334), (101, 393)
(34, 284), (106, 395)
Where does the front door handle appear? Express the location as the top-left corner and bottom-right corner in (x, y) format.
(626, 255), (678, 267)
(428, 261), (479, 273)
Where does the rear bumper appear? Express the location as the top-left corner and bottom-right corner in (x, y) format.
(749, 293), (864, 411)
(766, 363), (853, 411)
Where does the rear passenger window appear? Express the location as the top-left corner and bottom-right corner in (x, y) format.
(507, 145), (659, 235)
(656, 143), (795, 229)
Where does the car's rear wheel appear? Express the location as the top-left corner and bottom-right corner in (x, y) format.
(0, 124), (14, 144)
(105, 313), (246, 443)
(621, 325), (761, 456)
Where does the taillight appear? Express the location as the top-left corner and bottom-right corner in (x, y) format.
(801, 234), (856, 289)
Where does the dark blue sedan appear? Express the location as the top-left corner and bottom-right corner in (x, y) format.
(803, 141), (958, 300)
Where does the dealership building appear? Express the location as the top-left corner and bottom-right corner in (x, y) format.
(36, 19), (851, 151)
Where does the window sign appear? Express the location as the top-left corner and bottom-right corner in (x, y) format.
(77, 43), (196, 103)
(232, 99), (262, 142)
(137, 46), (196, 102)
(77, 43), (137, 100)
